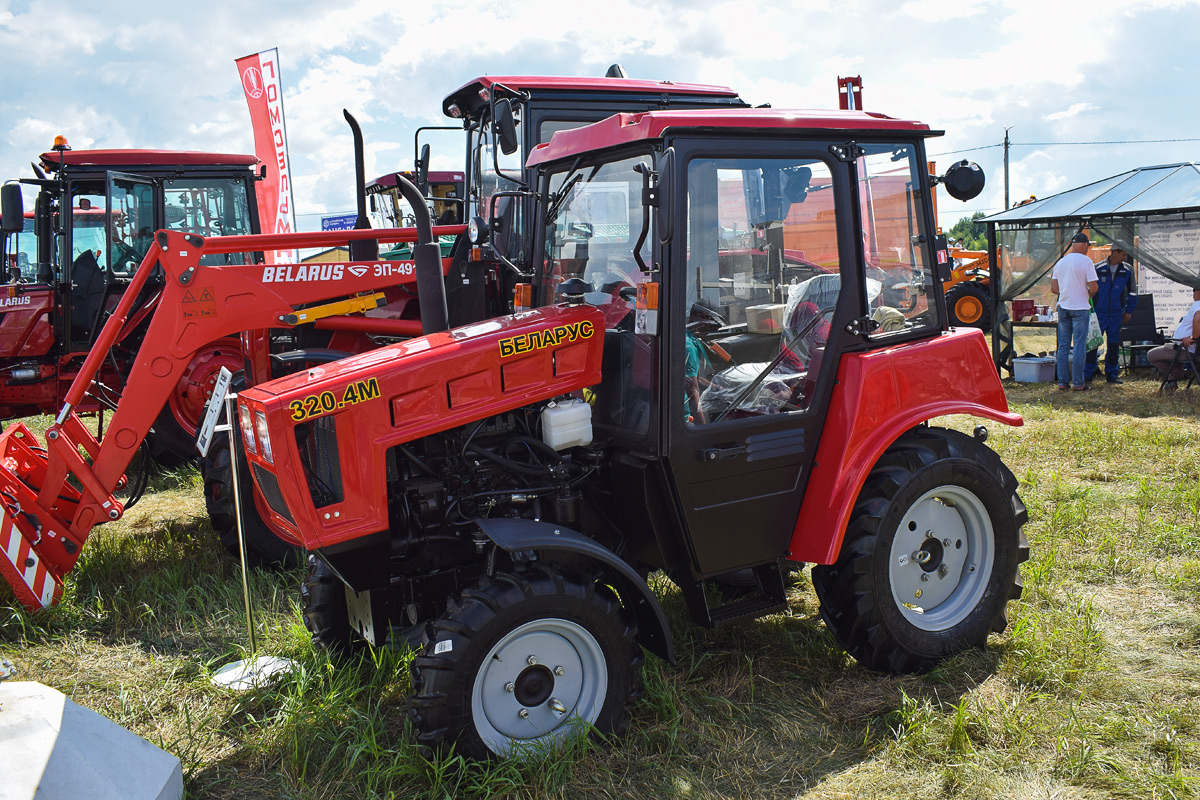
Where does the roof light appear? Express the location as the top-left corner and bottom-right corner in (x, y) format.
(52, 135), (70, 151)
(478, 88), (490, 102)
(447, 103), (462, 118)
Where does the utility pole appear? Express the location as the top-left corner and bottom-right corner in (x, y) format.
(1003, 126), (1012, 209)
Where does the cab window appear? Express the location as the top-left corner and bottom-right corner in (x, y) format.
(684, 155), (841, 424)
(856, 143), (938, 336)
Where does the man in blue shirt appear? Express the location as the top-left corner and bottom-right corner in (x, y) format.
(1085, 241), (1138, 384)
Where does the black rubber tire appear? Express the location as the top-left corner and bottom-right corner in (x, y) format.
(409, 564), (642, 759)
(146, 405), (195, 467)
(945, 282), (992, 329)
(201, 389), (302, 568)
(811, 427), (1028, 674)
(301, 554), (364, 655)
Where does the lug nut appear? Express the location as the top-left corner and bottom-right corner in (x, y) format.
(943, 538), (952, 547)
(518, 708), (529, 719)
(938, 564), (949, 577)
(920, 573), (929, 582)
(554, 666), (565, 676)
(527, 655), (537, 666)
(504, 682), (515, 693)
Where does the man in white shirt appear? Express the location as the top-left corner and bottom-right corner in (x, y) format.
(1051, 232), (1099, 390)
(1148, 286), (1200, 390)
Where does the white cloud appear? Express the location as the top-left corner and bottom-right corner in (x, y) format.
(1045, 103), (1098, 122)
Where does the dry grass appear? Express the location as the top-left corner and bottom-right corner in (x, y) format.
(2, 369), (1200, 799)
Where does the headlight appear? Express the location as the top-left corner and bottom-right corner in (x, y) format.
(238, 404), (257, 455)
(254, 410), (273, 464)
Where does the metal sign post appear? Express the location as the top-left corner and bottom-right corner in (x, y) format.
(209, 389), (295, 690)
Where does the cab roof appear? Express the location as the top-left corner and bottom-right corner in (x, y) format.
(526, 108), (937, 167)
(39, 150), (260, 171)
(367, 170), (465, 192)
(442, 75), (741, 118)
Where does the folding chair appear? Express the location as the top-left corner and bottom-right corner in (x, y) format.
(1159, 341), (1200, 393)
(1120, 295), (1166, 375)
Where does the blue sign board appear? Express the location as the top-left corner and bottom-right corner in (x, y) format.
(321, 213), (359, 231)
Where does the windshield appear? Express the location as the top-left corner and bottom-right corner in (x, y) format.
(540, 155), (653, 321)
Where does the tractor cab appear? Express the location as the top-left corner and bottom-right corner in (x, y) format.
(525, 108), (963, 574)
(0, 144), (260, 424)
(5, 145), (260, 350)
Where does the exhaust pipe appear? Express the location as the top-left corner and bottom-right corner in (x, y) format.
(392, 172), (447, 335)
(343, 110), (379, 262)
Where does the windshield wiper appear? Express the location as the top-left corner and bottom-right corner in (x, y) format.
(545, 156), (583, 225)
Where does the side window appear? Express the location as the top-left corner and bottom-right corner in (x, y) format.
(685, 156), (841, 424)
(164, 179), (253, 265)
(857, 144), (937, 336)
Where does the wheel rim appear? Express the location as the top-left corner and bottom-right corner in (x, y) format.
(887, 485), (994, 631)
(471, 617), (608, 756)
(167, 338), (244, 436)
(955, 294), (983, 324)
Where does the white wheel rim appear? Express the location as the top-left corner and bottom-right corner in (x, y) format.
(887, 485), (995, 631)
(471, 617), (608, 756)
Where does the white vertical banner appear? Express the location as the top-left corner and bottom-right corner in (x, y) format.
(236, 47), (299, 264)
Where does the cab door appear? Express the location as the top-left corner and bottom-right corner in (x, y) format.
(663, 146), (855, 575)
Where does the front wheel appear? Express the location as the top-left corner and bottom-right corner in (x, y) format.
(811, 427), (1028, 673)
(409, 565), (641, 759)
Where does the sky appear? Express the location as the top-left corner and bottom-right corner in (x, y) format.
(3, 0), (1199, 233)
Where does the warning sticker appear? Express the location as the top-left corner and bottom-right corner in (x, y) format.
(183, 286), (217, 319)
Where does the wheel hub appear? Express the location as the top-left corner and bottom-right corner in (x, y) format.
(471, 618), (608, 752)
(888, 485), (995, 631)
(514, 664), (554, 707)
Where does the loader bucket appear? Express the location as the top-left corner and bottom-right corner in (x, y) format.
(0, 423), (81, 611)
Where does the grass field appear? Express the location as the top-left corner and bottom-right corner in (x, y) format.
(2, 368), (1198, 799)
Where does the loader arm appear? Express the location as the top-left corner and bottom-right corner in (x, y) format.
(0, 223), (463, 611)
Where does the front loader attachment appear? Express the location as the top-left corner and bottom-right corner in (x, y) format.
(0, 207), (460, 612)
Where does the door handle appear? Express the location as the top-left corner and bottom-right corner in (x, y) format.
(699, 444), (746, 462)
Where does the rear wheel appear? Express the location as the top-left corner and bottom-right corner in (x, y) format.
(945, 282), (991, 329)
(811, 427), (1028, 673)
(410, 565), (641, 759)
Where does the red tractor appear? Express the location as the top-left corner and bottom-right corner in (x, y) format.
(230, 107), (1028, 757)
(0, 143), (264, 461)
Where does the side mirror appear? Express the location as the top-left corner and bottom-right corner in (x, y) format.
(416, 144), (430, 195)
(941, 160), (985, 201)
(1, 184), (23, 235)
(494, 98), (519, 157)
(657, 148), (675, 244)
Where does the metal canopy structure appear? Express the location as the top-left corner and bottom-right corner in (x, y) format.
(979, 163), (1200, 374)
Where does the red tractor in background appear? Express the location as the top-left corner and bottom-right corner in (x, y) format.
(0, 144), (264, 461)
(233, 106), (1028, 757)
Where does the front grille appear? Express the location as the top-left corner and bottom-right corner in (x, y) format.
(295, 414), (344, 508)
(251, 463), (295, 524)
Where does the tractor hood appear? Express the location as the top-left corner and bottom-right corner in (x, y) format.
(237, 304), (605, 549)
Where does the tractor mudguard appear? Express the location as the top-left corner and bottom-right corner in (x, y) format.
(788, 327), (1022, 566)
(473, 517), (675, 664)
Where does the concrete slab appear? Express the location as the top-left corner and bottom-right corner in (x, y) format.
(0, 681), (183, 800)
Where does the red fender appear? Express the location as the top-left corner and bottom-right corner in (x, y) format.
(788, 327), (1022, 565)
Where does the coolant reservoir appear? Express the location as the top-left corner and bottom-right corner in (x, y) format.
(540, 398), (592, 451)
